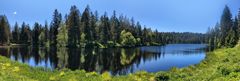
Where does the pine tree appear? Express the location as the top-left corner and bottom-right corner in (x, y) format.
(0, 15), (10, 45)
(81, 5), (94, 43)
(12, 22), (20, 44)
(99, 12), (110, 44)
(238, 9), (240, 39)
(32, 22), (41, 45)
(67, 5), (81, 47)
(220, 6), (233, 47)
(90, 12), (97, 42)
(20, 22), (31, 44)
(232, 17), (239, 46)
(93, 11), (100, 41)
(50, 9), (62, 46)
(110, 11), (120, 43)
(44, 21), (49, 42)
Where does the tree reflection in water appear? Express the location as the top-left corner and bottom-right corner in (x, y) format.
(0, 44), (207, 75)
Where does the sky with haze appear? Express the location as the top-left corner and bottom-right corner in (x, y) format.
(0, 0), (240, 33)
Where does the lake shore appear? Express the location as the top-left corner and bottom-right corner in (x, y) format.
(0, 45), (239, 80)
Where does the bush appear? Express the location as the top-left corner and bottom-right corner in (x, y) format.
(155, 72), (170, 81)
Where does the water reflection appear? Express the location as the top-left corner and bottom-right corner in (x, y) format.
(0, 44), (207, 75)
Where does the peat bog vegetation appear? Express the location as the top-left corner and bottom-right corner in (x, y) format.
(0, 1), (240, 81)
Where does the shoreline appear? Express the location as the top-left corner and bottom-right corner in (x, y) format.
(0, 44), (239, 80)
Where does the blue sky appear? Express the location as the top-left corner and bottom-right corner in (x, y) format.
(0, 0), (240, 33)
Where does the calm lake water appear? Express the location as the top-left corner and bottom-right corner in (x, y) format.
(0, 44), (207, 75)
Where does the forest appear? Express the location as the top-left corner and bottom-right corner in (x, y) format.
(1, 2), (240, 81)
(207, 6), (240, 49)
(0, 5), (205, 48)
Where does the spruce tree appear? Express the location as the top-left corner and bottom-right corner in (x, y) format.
(0, 15), (10, 45)
(81, 5), (94, 43)
(220, 6), (233, 47)
(99, 12), (110, 44)
(12, 22), (20, 44)
(67, 5), (81, 47)
(20, 22), (31, 44)
(32, 23), (41, 46)
(50, 9), (62, 46)
(110, 11), (120, 43)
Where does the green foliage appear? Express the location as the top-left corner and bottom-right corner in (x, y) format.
(39, 30), (45, 46)
(120, 30), (136, 46)
(155, 72), (170, 81)
(0, 15), (10, 45)
(50, 9), (62, 46)
(99, 12), (111, 44)
(80, 33), (86, 47)
(67, 6), (81, 47)
(57, 22), (68, 47)
(81, 5), (94, 42)
(0, 55), (154, 81)
(1, 5), (206, 47)
(32, 22), (41, 45)
(11, 22), (20, 44)
(207, 6), (239, 48)
(1, 41), (240, 81)
(154, 46), (240, 81)
(19, 22), (31, 44)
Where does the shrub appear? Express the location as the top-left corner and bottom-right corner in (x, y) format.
(155, 72), (170, 81)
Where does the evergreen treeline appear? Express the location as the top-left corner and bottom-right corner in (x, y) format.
(0, 5), (205, 48)
(207, 6), (240, 48)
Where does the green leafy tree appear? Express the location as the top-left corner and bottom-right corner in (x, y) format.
(44, 21), (50, 47)
(39, 30), (45, 46)
(80, 33), (86, 46)
(120, 30), (136, 46)
(57, 22), (68, 47)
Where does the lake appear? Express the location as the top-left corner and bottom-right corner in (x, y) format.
(0, 44), (207, 75)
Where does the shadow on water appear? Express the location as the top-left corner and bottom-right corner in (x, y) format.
(0, 44), (207, 75)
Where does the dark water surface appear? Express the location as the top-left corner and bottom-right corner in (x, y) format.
(0, 44), (207, 75)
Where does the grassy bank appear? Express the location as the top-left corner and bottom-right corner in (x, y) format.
(0, 55), (154, 81)
(0, 46), (240, 81)
(155, 46), (240, 81)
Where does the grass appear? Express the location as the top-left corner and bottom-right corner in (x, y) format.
(155, 46), (240, 81)
(0, 46), (240, 81)
(0, 55), (154, 81)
